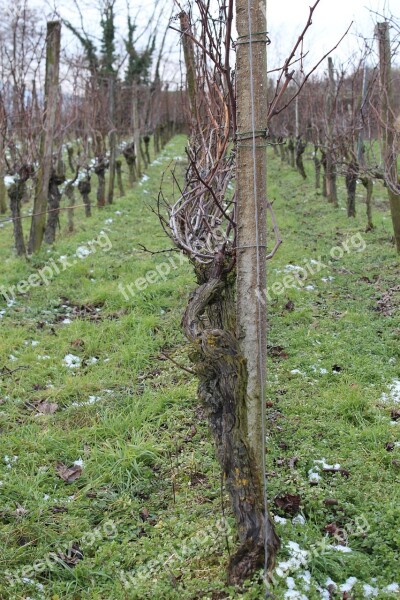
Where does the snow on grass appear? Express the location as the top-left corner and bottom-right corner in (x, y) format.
(363, 583), (379, 597)
(327, 544), (352, 553)
(292, 514), (306, 526)
(274, 515), (288, 524)
(339, 577), (358, 593)
(380, 380), (400, 404)
(63, 354), (81, 368)
(276, 541), (308, 578)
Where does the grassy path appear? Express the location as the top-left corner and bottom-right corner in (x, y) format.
(0, 137), (399, 599)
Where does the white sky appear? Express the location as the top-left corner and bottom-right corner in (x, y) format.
(267, 0), (399, 72)
(4, 0), (399, 84)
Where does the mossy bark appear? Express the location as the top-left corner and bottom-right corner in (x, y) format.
(182, 264), (279, 584)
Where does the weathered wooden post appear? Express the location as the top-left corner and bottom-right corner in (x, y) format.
(132, 83), (141, 180)
(107, 74), (116, 204)
(325, 56), (338, 207)
(376, 21), (400, 253)
(28, 21), (61, 253)
(235, 0), (279, 577)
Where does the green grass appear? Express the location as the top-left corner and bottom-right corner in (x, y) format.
(0, 138), (399, 599)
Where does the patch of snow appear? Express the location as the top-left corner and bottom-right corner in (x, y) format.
(314, 458), (341, 470)
(325, 578), (337, 589)
(298, 570), (311, 590)
(104, 218), (113, 224)
(8, 354), (18, 362)
(380, 380), (400, 404)
(276, 542), (308, 578)
(63, 354), (81, 368)
(86, 357), (98, 365)
(291, 369), (305, 375)
(340, 577), (357, 593)
(274, 515), (287, 524)
(62, 318), (72, 324)
(284, 264), (304, 272)
(76, 246), (92, 259)
(4, 455), (18, 469)
(363, 584), (379, 597)
(305, 285), (315, 291)
(292, 514), (306, 526)
(327, 544), (352, 553)
(308, 470), (321, 483)
(73, 458), (84, 467)
(383, 583), (399, 593)
(317, 587), (330, 600)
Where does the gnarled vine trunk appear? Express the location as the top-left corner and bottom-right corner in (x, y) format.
(182, 262), (279, 584)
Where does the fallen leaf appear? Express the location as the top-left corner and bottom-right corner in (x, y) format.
(71, 339), (84, 348)
(268, 345), (289, 359)
(55, 462), (82, 483)
(273, 493), (301, 515)
(37, 402), (58, 415)
(51, 506), (68, 513)
(324, 498), (339, 506)
(12, 504), (28, 518)
(56, 542), (83, 566)
(323, 466), (350, 478)
(284, 300), (295, 311)
(288, 456), (299, 469)
(391, 409), (400, 421)
(140, 507), (150, 521)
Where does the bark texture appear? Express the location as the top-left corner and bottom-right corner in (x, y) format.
(44, 171), (64, 244)
(346, 162), (357, 218)
(28, 21), (61, 253)
(183, 263), (279, 584)
(376, 22), (400, 252)
(235, 0), (267, 476)
(8, 181), (26, 256)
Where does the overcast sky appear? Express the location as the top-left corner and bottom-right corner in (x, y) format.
(5, 0), (399, 83)
(267, 0), (399, 72)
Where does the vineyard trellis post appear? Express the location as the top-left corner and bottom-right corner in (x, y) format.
(376, 21), (400, 253)
(28, 21), (61, 254)
(235, 0), (268, 478)
(107, 73), (116, 204)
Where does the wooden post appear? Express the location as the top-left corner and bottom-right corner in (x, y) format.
(180, 12), (197, 129)
(326, 56), (338, 206)
(132, 83), (141, 180)
(0, 137), (6, 214)
(236, 0), (267, 477)
(107, 74), (116, 204)
(28, 21), (61, 254)
(376, 21), (400, 253)
(235, 0), (278, 575)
